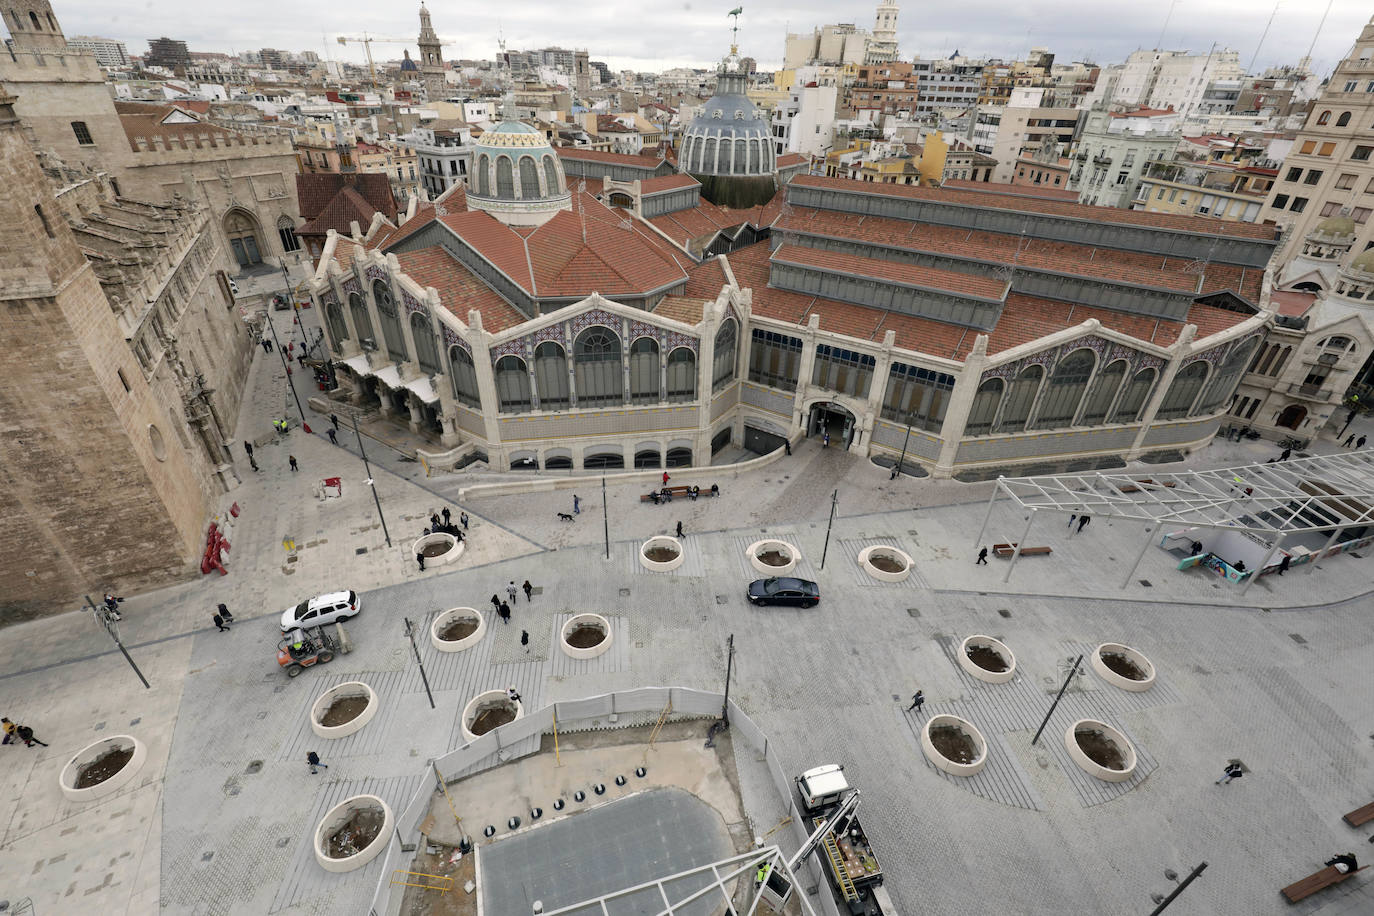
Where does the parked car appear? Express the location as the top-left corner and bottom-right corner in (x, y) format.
(746, 577), (820, 608)
(279, 590), (360, 631)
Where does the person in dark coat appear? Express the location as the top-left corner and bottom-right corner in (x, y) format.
(330, 414), (339, 430)
(442, 507), (451, 526)
(217, 602), (234, 623)
(676, 521), (684, 538)
(498, 601), (511, 624)
(522, 580), (533, 601)
(491, 594), (500, 612)
(416, 552), (425, 571)
(521, 630), (530, 652)
(1076, 514), (1091, 533)
(460, 511), (469, 530)
(1216, 762), (1243, 784)
(976, 547), (988, 565)
(213, 612), (230, 631)
(907, 691), (925, 712)
(327, 428), (337, 445)
(1279, 447), (1292, 461)
(1278, 554), (1291, 576)
(288, 455), (298, 472)
(307, 750), (328, 774)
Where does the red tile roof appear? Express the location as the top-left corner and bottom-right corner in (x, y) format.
(1270, 289), (1318, 317)
(771, 243), (1007, 300)
(298, 172), (398, 223)
(776, 153), (808, 169)
(790, 174), (1281, 241)
(393, 247), (528, 333)
(639, 174), (700, 195)
(299, 186), (385, 238)
(946, 179), (1079, 201)
(557, 148), (669, 169)
(655, 296), (708, 324)
(648, 196), (783, 248)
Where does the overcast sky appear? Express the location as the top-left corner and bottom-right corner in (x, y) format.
(47, 0), (1370, 78)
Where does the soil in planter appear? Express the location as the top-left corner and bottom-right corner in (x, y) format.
(438, 618), (479, 642)
(1075, 729), (1127, 770)
(869, 554), (907, 574)
(756, 549), (791, 567)
(643, 546), (680, 563)
(469, 705), (516, 736)
(327, 808), (385, 858)
(421, 541), (454, 558)
(966, 645), (1009, 672)
(74, 746), (134, 789)
(566, 624), (606, 649)
(1101, 652), (1147, 681)
(320, 695), (370, 727)
(929, 726), (979, 765)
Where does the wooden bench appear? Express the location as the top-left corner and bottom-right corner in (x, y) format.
(1281, 865), (1368, 903)
(992, 543), (1053, 558)
(639, 484), (720, 503)
(1344, 801), (1374, 827)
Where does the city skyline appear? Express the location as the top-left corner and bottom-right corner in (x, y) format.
(41, 0), (1370, 79)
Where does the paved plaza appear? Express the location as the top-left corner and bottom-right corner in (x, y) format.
(1, 304), (1373, 914)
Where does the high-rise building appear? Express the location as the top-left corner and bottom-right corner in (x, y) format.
(1068, 106), (1182, 209)
(574, 49), (590, 96)
(867, 0), (899, 64)
(258, 47), (284, 69)
(145, 36), (190, 73)
(1091, 49), (1244, 121)
(66, 35), (129, 67)
(417, 1), (446, 98)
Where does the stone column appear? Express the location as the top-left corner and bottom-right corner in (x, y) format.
(934, 335), (989, 477)
(793, 314), (822, 434)
(857, 331), (897, 452)
(1127, 326), (1196, 460)
(467, 310), (505, 464)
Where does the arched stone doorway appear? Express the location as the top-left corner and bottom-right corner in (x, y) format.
(1276, 404), (1307, 430)
(224, 208), (265, 267)
(807, 400), (858, 449)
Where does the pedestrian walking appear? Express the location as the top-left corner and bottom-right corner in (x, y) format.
(1359, 435), (1368, 449)
(1, 718), (15, 745)
(288, 455), (299, 472)
(1278, 554), (1291, 576)
(442, 507), (451, 526)
(490, 594), (500, 612)
(520, 630), (530, 652)
(506, 581), (518, 604)
(1343, 434), (1356, 448)
(249, 456), (259, 472)
(1216, 762), (1243, 785)
(14, 724), (46, 747)
(430, 512), (441, 530)
(662, 470), (670, 486)
(416, 551), (426, 571)
(507, 686), (522, 703)
(907, 691), (925, 712)
(213, 611), (231, 631)
(498, 601), (511, 624)
(330, 413), (339, 430)
(306, 750), (328, 774)
(102, 593), (124, 621)
(823, 431), (830, 448)
(1067, 513), (1076, 528)
(976, 547), (988, 565)
(326, 428), (337, 445)
(1076, 514), (1091, 533)
(676, 520), (684, 538)
(522, 579), (533, 602)
(784, 439), (792, 455)
(243, 441), (254, 458)
(573, 494), (581, 515)
(460, 511), (469, 530)
(1279, 447), (1292, 462)
(216, 602), (234, 624)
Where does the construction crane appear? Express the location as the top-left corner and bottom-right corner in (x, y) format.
(335, 33), (456, 89)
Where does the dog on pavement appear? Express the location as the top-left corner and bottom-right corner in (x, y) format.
(557, 512), (574, 521)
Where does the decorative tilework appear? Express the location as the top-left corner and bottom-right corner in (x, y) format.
(570, 308), (621, 337)
(528, 324), (566, 348)
(627, 320), (659, 343)
(664, 331), (698, 353)
(365, 265), (388, 283)
(442, 326), (468, 352)
(321, 291), (340, 310)
(400, 287), (429, 318)
(491, 339), (527, 359)
(342, 276), (361, 297)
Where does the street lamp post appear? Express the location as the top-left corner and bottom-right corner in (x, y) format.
(351, 414), (392, 548)
(83, 595), (150, 689)
(263, 305), (312, 435)
(893, 412), (914, 479)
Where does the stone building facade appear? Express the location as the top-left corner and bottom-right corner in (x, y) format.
(0, 89), (253, 621)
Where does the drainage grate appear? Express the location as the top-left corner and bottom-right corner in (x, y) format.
(355, 547), (368, 555)
(1139, 579), (1152, 587)
(906, 608), (921, 618)
(997, 609), (1012, 618)
(1289, 633), (1307, 645)
(245, 760), (263, 775)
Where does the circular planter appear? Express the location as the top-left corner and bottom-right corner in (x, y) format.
(1065, 719), (1138, 783)
(639, 536), (684, 572)
(747, 539), (799, 576)
(314, 794), (393, 873)
(430, 607), (487, 653)
(460, 689), (524, 744)
(857, 544), (913, 582)
(411, 532), (463, 567)
(957, 635), (1017, 684)
(560, 613), (613, 660)
(311, 681), (378, 739)
(1091, 643), (1156, 692)
(920, 714), (988, 776)
(59, 735), (147, 803)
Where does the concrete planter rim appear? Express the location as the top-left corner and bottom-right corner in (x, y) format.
(560, 612), (614, 660)
(59, 734), (147, 803)
(430, 607), (487, 653)
(310, 681), (378, 739)
(858, 544), (913, 582)
(1064, 718), (1138, 783)
(411, 532), (464, 567)
(460, 689), (525, 744)
(920, 714), (989, 776)
(747, 539), (799, 575)
(639, 535), (685, 572)
(313, 794), (393, 873)
(957, 634), (1017, 684)
(1091, 643), (1156, 692)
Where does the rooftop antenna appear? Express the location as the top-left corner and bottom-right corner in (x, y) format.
(1155, 0), (1179, 51)
(1303, 0), (1336, 68)
(1247, 1), (1281, 75)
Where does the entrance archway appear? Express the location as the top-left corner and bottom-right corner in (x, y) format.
(808, 401), (858, 449)
(224, 208), (265, 267)
(1276, 404), (1307, 429)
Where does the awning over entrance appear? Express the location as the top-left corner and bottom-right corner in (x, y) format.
(338, 354), (370, 376)
(405, 375), (438, 404)
(373, 365), (404, 390)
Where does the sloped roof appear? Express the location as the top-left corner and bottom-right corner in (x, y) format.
(299, 187), (384, 238)
(557, 147), (669, 169)
(392, 247), (528, 333)
(298, 172), (397, 223)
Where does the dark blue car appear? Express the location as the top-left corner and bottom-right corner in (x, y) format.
(747, 577), (820, 607)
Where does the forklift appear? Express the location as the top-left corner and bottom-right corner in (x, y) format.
(277, 625), (338, 678)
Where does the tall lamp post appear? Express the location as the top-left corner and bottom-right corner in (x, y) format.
(264, 306), (312, 435)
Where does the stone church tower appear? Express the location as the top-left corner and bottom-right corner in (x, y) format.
(417, 2), (446, 100)
(3, 0), (67, 51)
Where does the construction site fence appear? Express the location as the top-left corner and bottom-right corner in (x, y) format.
(368, 685), (837, 916)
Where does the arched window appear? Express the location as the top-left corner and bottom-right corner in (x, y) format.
(965, 378), (1003, 436)
(574, 327), (623, 406)
(1031, 348), (1095, 429)
(448, 346), (480, 407)
(1271, 345), (1292, 377)
(372, 280), (408, 364)
(495, 356), (532, 412)
(1251, 342), (1274, 374)
(681, 137), (694, 169)
(1079, 359), (1127, 425)
(629, 337), (660, 403)
(410, 311), (440, 374)
(1317, 110), (1332, 125)
(1156, 361), (1209, 419)
(996, 364), (1044, 433)
(543, 156), (560, 195)
(348, 292), (374, 347)
(734, 139), (747, 175)
(704, 137), (717, 171)
(46, 11), (54, 29)
(666, 347), (696, 401)
(496, 157), (513, 197)
(475, 154), (490, 195)
(277, 217), (300, 253)
(1110, 367), (1156, 423)
(518, 155), (539, 198)
(28, 10), (39, 28)
(533, 341), (569, 409)
(1194, 338), (1258, 415)
(325, 300), (349, 348)
(712, 319), (738, 391)
(1337, 111), (1352, 127)
(749, 139), (760, 173)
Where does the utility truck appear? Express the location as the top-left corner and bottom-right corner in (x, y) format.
(795, 764), (895, 915)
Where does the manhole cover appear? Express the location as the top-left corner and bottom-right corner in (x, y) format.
(245, 760), (263, 775)
(1289, 633), (1307, 644)
(619, 588), (630, 597)
(201, 851), (214, 861)
(94, 721), (105, 731)
(906, 608), (921, 618)
(276, 838), (290, 848)
(129, 717), (141, 726)
(355, 547), (368, 555)
(1139, 579), (1152, 587)
(997, 609), (1012, 618)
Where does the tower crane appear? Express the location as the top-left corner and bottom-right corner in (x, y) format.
(335, 34), (456, 89)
